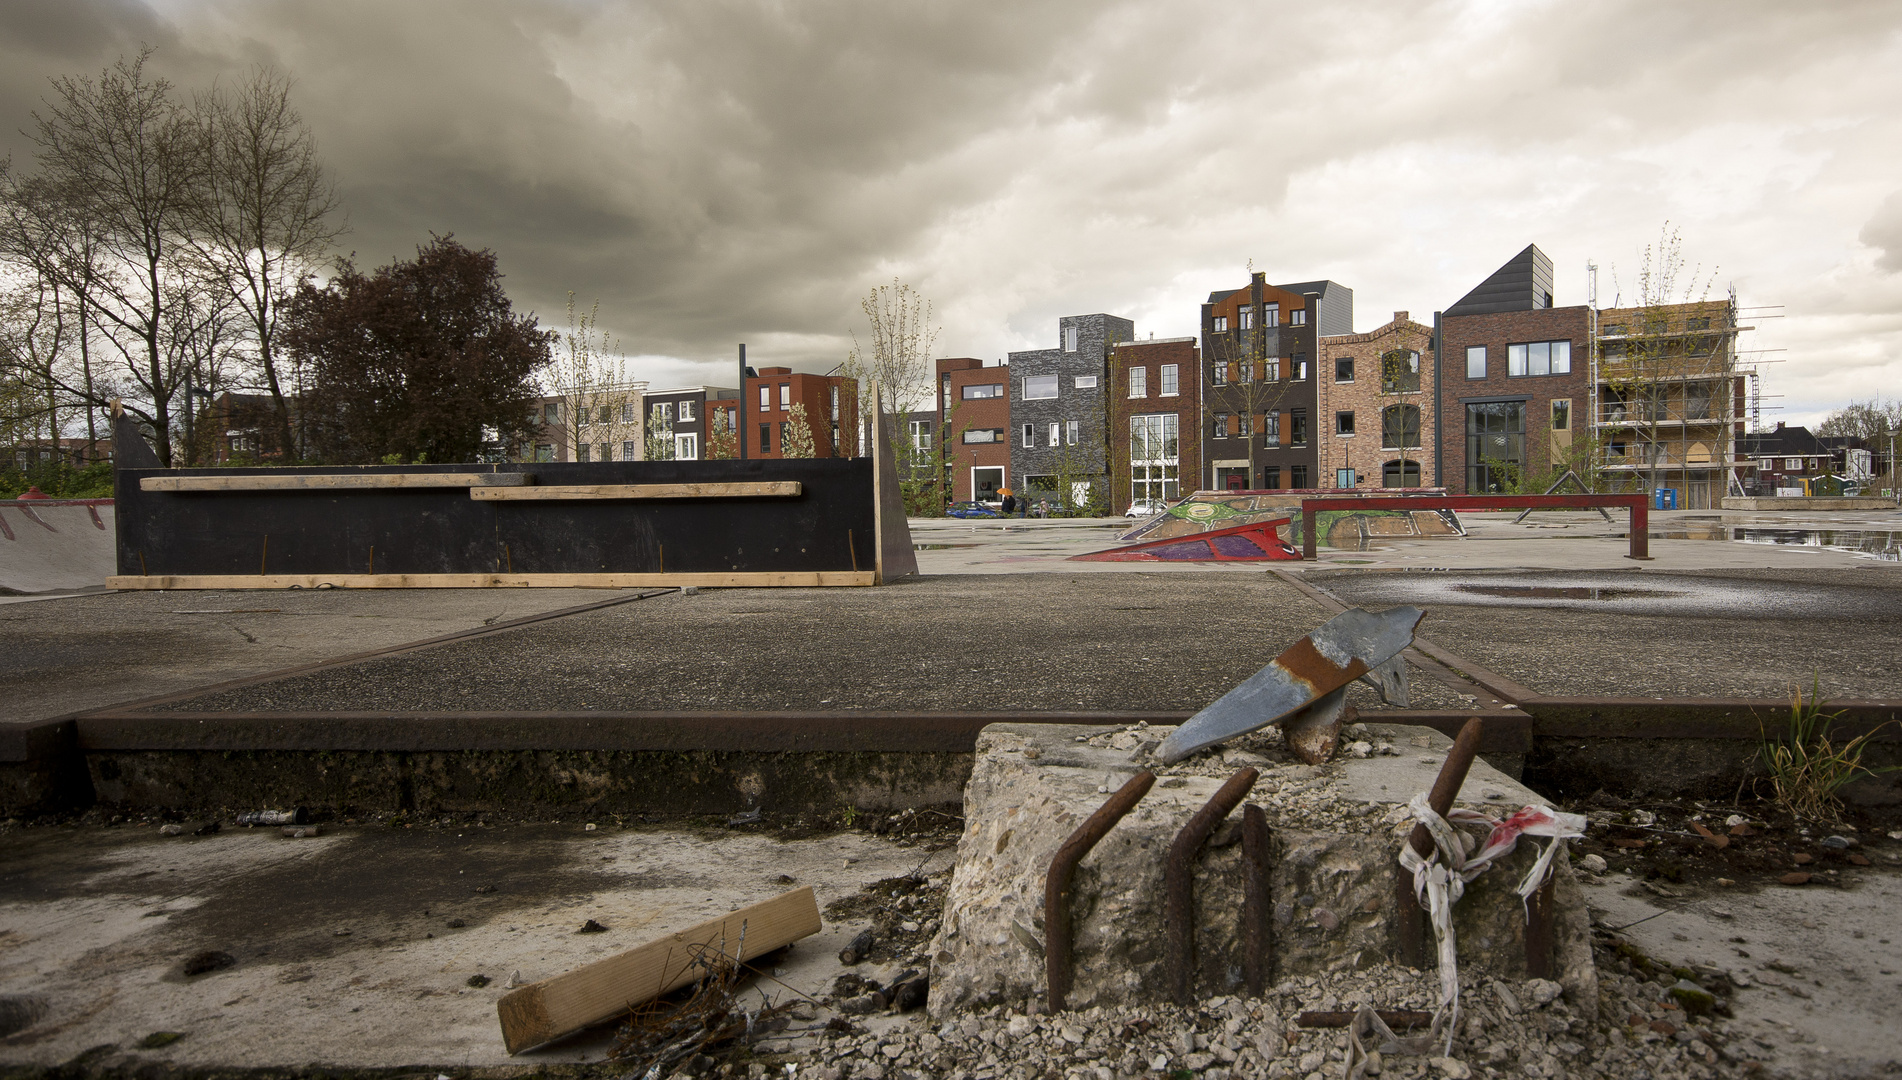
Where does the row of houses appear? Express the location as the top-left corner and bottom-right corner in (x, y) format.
(923, 243), (1842, 511)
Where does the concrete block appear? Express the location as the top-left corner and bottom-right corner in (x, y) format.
(928, 722), (1595, 1016)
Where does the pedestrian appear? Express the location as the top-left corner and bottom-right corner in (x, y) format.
(1000, 488), (1016, 515)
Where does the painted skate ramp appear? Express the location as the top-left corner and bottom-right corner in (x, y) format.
(0, 499), (115, 594)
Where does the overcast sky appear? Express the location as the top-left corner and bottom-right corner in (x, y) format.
(5, 0), (1900, 427)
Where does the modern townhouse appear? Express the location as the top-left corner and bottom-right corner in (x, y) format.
(935, 357), (1011, 503)
(1200, 272), (1352, 490)
(1316, 312), (1438, 488)
(1007, 314), (1131, 509)
(1108, 336), (1202, 510)
(643, 385), (738, 461)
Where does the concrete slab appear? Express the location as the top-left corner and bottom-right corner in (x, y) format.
(0, 503), (115, 595)
(0, 588), (659, 725)
(908, 509), (1902, 575)
(0, 818), (950, 1069)
(1583, 862), (1902, 1078)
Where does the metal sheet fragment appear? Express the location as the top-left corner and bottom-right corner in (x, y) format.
(1156, 606), (1424, 763)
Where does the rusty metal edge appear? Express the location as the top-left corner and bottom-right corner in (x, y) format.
(1164, 767), (1260, 1005)
(1044, 770), (1155, 1012)
(1297, 1009), (1434, 1030)
(60, 711), (1187, 755)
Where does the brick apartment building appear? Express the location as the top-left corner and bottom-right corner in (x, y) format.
(740, 367), (853, 459)
(1201, 273), (1353, 490)
(1317, 312), (1437, 488)
(1435, 245), (1591, 493)
(936, 357), (1011, 503)
(644, 385), (738, 460)
(1108, 336), (1202, 509)
(529, 382), (648, 462)
(1007, 314), (1130, 509)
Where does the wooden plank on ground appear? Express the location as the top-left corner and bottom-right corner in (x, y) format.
(496, 886), (821, 1055)
(469, 482), (801, 501)
(107, 571), (876, 590)
(141, 473), (528, 492)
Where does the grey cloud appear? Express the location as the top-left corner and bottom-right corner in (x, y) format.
(1862, 190), (1902, 274)
(3, 0), (1902, 410)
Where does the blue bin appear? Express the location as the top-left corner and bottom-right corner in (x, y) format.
(1653, 488), (1678, 510)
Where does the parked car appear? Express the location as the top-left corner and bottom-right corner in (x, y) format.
(947, 500), (1002, 518)
(1124, 499), (1169, 518)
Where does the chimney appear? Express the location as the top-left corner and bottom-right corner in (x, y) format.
(1775, 422), (1785, 431)
(1394, 311), (1408, 324)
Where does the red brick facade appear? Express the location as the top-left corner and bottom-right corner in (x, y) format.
(936, 357), (1011, 502)
(1317, 313), (1436, 489)
(1108, 338), (1202, 510)
(1437, 306), (1591, 493)
(742, 367), (855, 459)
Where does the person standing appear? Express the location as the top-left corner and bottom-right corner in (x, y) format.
(1000, 488), (1016, 515)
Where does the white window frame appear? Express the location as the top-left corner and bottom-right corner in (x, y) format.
(678, 399), (695, 422)
(971, 466), (1005, 502)
(1128, 367), (1147, 398)
(1023, 374), (1060, 400)
(623, 440), (639, 460)
(621, 402), (637, 423)
(1074, 375), (1098, 389)
(1213, 315), (1228, 333)
(908, 419), (932, 450)
(1065, 420), (1079, 445)
(1160, 364), (1179, 396)
(1049, 422), (1061, 447)
(1466, 346), (1486, 379)
(675, 432), (699, 460)
(779, 383), (791, 409)
(1290, 308), (1307, 326)
(1022, 424), (1034, 448)
(1064, 326), (1079, 352)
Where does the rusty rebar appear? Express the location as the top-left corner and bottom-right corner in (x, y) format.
(1241, 802), (1271, 995)
(1297, 1009), (1433, 1030)
(1395, 716), (1485, 968)
(1165, 767), (1260, 1005)
(1525, 872), (1557, 979)
(1044, 770), (1155, 1012)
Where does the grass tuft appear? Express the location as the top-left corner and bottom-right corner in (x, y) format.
(1757, 676), (1897, 822)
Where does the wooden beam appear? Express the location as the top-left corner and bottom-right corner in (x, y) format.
(107, 571), (875, 590)
(496, 886), (821, 1055)
(141, 473), (528, 492)
(470, 482), (801, 501)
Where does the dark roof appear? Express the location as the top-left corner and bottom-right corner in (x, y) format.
(1205, 287), (1240, 304)
(1445, 244), (1555, 317)
(1737, 425), (1830, 457)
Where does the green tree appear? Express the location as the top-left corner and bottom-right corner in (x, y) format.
(285, 235), (551, 464)
(842, 279), (937, 458)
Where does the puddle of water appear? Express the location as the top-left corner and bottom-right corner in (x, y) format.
(1611, 527), (1902, 561)
(1455, 584), (1687, 601)
(913, 543), (980, 550)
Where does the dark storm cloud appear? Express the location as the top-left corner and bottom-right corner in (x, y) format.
(3, 1), (1901, 413)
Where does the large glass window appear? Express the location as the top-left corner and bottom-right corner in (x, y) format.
(1239, 308), (1254, 330)
(1160, 364), (1179, 395)
(962, 383), (1004, 400)
(1466, 401), (1526, 492)
(1466, 346), (1486, 379)
(1023, 375), (1059, 400)
(679, 400), (696, 422)
(1128, 367), (1148, 397)
(1382, 405), (1421, 448)
(1507, 340), (1572, 376)
(1130, 414), (1181, 506)
(961, 428), (1003, 444)
(1263, 303), (1279, 328)
(908, 420), (932, 449)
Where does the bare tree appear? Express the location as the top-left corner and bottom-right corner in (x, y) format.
(841, 279), (938, 457)
(21, 49), (206, 465)
(546, 294), (641, 462)
(188, 65), (343, 461)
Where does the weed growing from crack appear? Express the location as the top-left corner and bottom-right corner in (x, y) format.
(1756, 677), (1897, 822)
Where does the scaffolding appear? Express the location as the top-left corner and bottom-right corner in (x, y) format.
(1588, 288), (1763, 510)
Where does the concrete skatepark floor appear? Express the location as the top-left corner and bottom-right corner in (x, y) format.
(5, 514), (1902, 1077)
